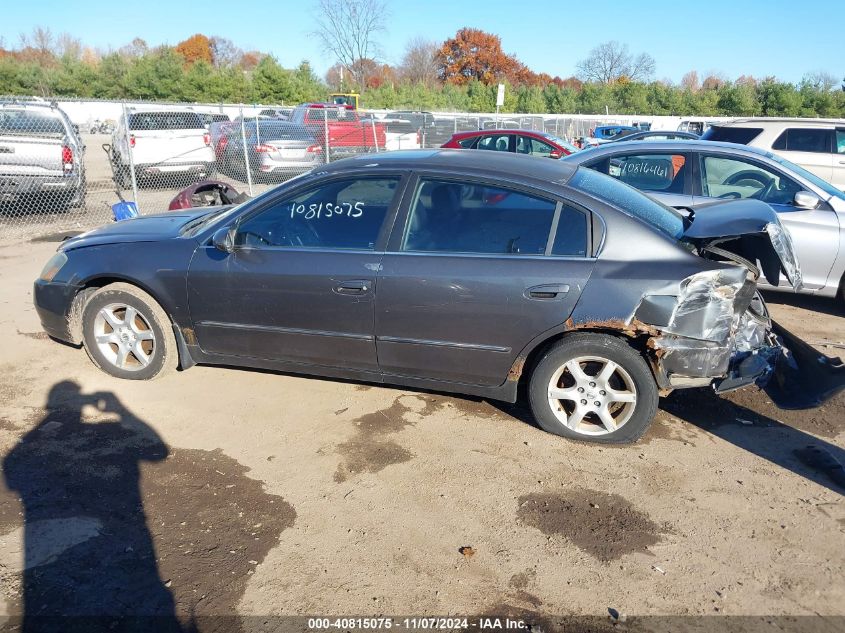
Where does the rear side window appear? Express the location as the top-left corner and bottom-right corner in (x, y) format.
(551, 205), (588, 257)
(771, 128), (833, 153)
(457, 136), (477, 148)
(476, 134), (511, 152)
(606, 153), (688, 193)
(403, 179), (556, 255)
(0, 110), (65, 137)
(837, 130), (845, 154)
(701, 126), (763, 144)
(129, 112), (204, 131)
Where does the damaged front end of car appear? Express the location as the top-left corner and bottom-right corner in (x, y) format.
(603, 199), (842, 408)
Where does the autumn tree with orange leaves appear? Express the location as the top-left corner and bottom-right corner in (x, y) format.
(436, 28), (527, 86)
(175, 34), (212, 66)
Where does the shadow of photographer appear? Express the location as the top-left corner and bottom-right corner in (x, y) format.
(2, 380), (187, 632)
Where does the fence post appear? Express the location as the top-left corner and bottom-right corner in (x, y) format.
(121, 102), (140, 210)
(239, 104), (254, 196)
(453, 116), (457, 134)
(324, 108), (330, 163)
(370, 115), (379, 153)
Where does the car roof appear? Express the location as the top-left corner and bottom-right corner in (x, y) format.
(318, 148), (578, 183)
(717, 118), (845, 127)
(564, 139), (775, 160)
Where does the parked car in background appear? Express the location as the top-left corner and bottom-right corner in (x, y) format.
(35, 149), (838, 445)
(359, 112), (422, 150)
(442, 129), (578, 158)
(217, 120), (323, 181)
(200, 112), (231, 128)
(258, 108), (293, 120)
(677, 119), (718, 136)
(593, 125), (638, 140)
(0, 101), (85, 210)
(108, 108), (215, 187)
(609, 130), (700, 142)
(564, 140), (845, 301)
(702, 119), (845, 190)
(288, 104), (386, 158)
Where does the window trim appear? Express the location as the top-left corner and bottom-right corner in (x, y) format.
(230, 171), (410, 252)
(387, 171), (593, 259)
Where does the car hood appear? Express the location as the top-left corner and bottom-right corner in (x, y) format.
(682, 198), (803, 291)
(59, 208), (226, 251)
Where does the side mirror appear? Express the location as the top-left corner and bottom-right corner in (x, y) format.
(793, 191), (820, 210)
(212, 227), (235, 253)
(549, 149), (563, 159)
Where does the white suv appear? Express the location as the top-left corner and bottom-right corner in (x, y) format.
(109, 108), (215, 187)
(703, 118), (845, 190)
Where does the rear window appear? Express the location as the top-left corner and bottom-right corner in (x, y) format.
(570, 167), (684, 240)
(251, 123), (310, 141)
(700, 126), (763, 144)
(0, 110), (65, 137)
(771, 128), (832, 153)
(128, 112), (204, 131)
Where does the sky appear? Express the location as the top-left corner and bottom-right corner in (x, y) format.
(1, 0), (843, 84)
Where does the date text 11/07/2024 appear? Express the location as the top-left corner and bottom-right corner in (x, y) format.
(306, 617), (530, 629)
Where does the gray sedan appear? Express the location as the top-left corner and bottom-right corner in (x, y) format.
(33, 150), (841, 444)
(564, 140), (845, 302)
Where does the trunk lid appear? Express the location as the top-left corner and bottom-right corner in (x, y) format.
(682, 198), (802, 291)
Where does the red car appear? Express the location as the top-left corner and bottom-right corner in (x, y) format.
(441, 129), (579, 158)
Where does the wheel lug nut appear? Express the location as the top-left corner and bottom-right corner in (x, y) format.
(589, 382), (596, 388)
(600, 390), (606, 396)
(594, 401), (601, 407)
(580, 399), (587, 405)
(577, 387), (584, 393)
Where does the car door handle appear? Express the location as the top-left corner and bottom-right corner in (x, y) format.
(525, 284), (570, 299)
(334, 280), (371, 295)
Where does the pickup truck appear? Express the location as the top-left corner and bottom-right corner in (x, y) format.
(288, 104), (386, 159)
(109, 108), (215, 187)
(0, 102), (85, 210)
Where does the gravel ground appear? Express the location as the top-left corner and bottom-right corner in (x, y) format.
(0, 238), (843, 632)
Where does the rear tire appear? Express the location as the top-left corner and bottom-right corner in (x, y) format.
(528, 333), (659, 444)
(81, 283), (178, 381)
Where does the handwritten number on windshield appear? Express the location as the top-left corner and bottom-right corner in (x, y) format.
(290, 201), (364, 219)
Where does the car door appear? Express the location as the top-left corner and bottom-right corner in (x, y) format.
(585, 151), (695, 208)
(187, 174), (406, 370)
(692, 152), (840, 290)
(375, 174), (595, 387)
(771, 127), (835, 185)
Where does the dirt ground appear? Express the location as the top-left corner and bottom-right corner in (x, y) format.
(0, 237), (843, 631)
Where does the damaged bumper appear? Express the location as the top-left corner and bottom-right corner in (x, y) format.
(636, 267), (844, 408)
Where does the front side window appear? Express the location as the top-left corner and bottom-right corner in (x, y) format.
(606, 153), (687, 193)
(771, 128), (832, 153)
(835, 129), (845, 154)
(403, 179), (556, 255)
(477, 134), (512, 152)
(700, 155), (801, 205)
(235, 177), (400, 249)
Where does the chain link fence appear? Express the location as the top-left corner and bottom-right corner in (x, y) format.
(0, 97), (657, 240)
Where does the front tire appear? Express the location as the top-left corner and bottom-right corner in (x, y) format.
(81, 283), (177, 380)
(528, 333), (659, 444)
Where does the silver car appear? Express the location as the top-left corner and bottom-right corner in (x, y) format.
(564, 140), (845, 303)
(219, 120), (323, 181)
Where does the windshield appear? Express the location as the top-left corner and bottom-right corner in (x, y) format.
(766, 152), (845, 202)
(543, 134), (579, 154)
(570, 167), (685, 240)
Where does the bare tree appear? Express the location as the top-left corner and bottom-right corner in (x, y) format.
(19, 26), (54, 55)
(398, 36), (439, 86)
(802, 70), (838, 91)
(312, 0), (387, 86)
(680, 70), (700, 92)
(119, 37), (149, 58)
(56, 33), (83, 59)
(209, 36), (243, 68)
(576, 41), (655, 83)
